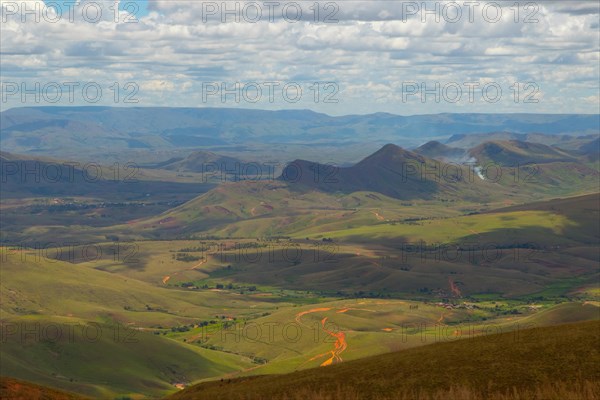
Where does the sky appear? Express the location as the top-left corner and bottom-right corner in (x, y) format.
(0, 0), (599, 115)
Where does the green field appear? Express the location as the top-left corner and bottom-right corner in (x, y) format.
(170, 320), (600, 400)
(2, 239), (598, 398)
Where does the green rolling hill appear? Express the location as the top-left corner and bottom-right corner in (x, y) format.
(168, 320), (600, 400)
(0, 247), (288, 398)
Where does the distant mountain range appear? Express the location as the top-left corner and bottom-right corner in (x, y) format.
(1, 107), (598, 159)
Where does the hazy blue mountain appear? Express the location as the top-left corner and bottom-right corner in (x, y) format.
(2, 107), (598, 158)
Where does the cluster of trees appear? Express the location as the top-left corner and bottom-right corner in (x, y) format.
(173, 253), (203, 262)
(215, 283), (257, 291)
(176, 246), (206, 252)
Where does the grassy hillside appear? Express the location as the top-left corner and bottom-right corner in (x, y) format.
(100, 142), (600, 244)
(0, 318), (253, 399)
(99, 192), (599, 298)
(179, 298), (599, 376)
(3, 242), (596, 398)
(6, 142), (598, 245)
(111, 179), (481, 241)
(169, 320), (600, 400)
(294, 192), (599, 244)
(0, 248), (293, 398)
(0, 377), (88, 400)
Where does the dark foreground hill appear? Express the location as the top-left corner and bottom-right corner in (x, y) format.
(0, 377), (88, 400)
(168, 320), (600, 400)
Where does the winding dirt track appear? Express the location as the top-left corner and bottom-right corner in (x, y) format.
(295, 308), (332, 328)
(294, 307), (352, 367)
(371, 210), (385, 221)
(162, 258), (207, 285)
(319, 316), (347, 366)
(448, 277), (462, 297)
(295, 305), (381, 368)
